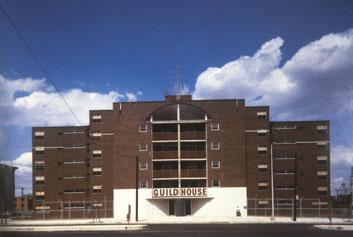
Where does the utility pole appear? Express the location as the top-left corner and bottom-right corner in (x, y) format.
(21, 187), (24, 211)
(293, 153), (298, 221)
(135, 155), (139, 222)
(349, 166), (353, 220)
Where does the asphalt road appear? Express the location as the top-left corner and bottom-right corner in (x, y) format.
(2, 224), (352, 237)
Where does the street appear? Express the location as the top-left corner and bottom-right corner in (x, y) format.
(1, 224), (353, 237)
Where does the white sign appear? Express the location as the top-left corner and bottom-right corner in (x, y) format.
(152, 187), (207, 198)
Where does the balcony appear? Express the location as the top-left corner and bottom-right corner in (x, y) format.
(153, 169), (178, 178)
(181, 169), (206, 177)
(153, 151), (178, 160)
(180, 131), (205, 140)
(180, 150), (206, 159)
(153, 132), (178, 141)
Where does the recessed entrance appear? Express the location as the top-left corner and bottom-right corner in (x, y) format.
(169, 199), (191, 216)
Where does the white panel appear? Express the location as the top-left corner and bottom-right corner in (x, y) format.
(113, 187), (247, 221)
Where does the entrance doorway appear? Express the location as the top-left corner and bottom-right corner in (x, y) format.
(169, 199), (191, 216)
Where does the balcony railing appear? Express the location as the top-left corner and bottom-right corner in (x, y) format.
(153, 151), (178, 159)
(153, 169), (178, 178)
(181, 169), (206, 177)
(180, 150), (206, 159)
(180, 131), (205, 140)
(153, 132), (178, 141)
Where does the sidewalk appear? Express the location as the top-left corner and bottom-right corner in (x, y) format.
(1, 216), (352, 232)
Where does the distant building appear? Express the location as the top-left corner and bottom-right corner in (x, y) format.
(32, 95), (330, 219)
(0, 164), (17, 215)
(15, 195), (33, 212)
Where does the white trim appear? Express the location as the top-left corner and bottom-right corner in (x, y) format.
(36, 206), (50, 210)
(317, 171), (328, 176)
(211, 160), (221, 169)
(316, 125), (328, 130)
(92, 150), (102, 155)
(35, 191), (45, 196)
(312, 201), (328, 206)
(211, 178), (220, 187)
(92, 167), (102, 172)
(257, 111), (267, 116)
(34, 131), (45, 136)
(211, 141), (220, 150)
(35, 176), (45, 181)
(35, 147), (45, 151)
(210, 123), (219, 131)
(64, 175), (85, 179)
(257, 146), (268, 151)
(139, 143), (148, 151)
(92, 115), (102, 120)
(317, 186), (328, 191)
(139, 161), (148, 170)
(93, 185), (102, 190)
(317, 156), (328, 161)
(64, 160), (84, 165)
(139, 124), (148, 133)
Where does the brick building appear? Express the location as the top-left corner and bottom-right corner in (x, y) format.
(0, 163), (17, 216)
(32, 95), (330, 219)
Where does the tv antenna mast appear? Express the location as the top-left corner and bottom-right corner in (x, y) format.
(174, 65), (182, 96)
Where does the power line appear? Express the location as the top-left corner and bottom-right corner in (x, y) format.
(0, 3), (82, 126)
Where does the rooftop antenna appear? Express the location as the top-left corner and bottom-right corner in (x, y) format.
(173, 65), (182, 96)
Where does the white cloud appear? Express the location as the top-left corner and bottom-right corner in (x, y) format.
(125, 92), (142, 102)
(2, 152), (32, 195)
(14, 89), (123, 126)
(193, 37), (289, 100)
(332, 145), (353, 166)
(0, 74), (143, 126)
(193, 28), (353, 120)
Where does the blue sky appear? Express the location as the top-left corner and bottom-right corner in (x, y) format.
(1, 0), (353, 195)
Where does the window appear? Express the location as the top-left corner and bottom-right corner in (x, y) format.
(257, 111), (267, 119)
(92, 132), (102, 137)
(317, 156), (327, 165)
(35, 191), (45, 200)
(34, 131), (44, 140)
(258, 182), (268, 191)
(317, 186), (328, 195)
(212, 179), (220, 187)
(139, 161), (148, 170)
(35, 176), (45, 185)
(212, 160), (220, 169)
(92, 185), (102, 193)
(92, 115), (101, 122)
(317, 141), (328, 148)
(64, 189), (86, 194)
(92, 150), (102, 159)
(258, 200), (268, 208)
(64, 175), (85, 180)
(139, 123), (148, 132)
(211, 123), (219, 131)
(35, 161), (45, 169)
(139, 180), (148, 188)
(317, 171), (328, 180)
(139, 143), (147, 151)
(258, 164), (268, 173)
(257, 147), (267, 155)
(211, 141), (220, 150)
(92, 167), (102, 176)
(257, 129), (267, 137)
(64, 160), (84, 165)
(34, 147), (44, 155)
(312, 201), (328, 207)
(316, 125), (327, 134)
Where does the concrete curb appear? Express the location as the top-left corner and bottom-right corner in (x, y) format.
(1, 224), (147, 232)
(314, 225), (353, 231)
